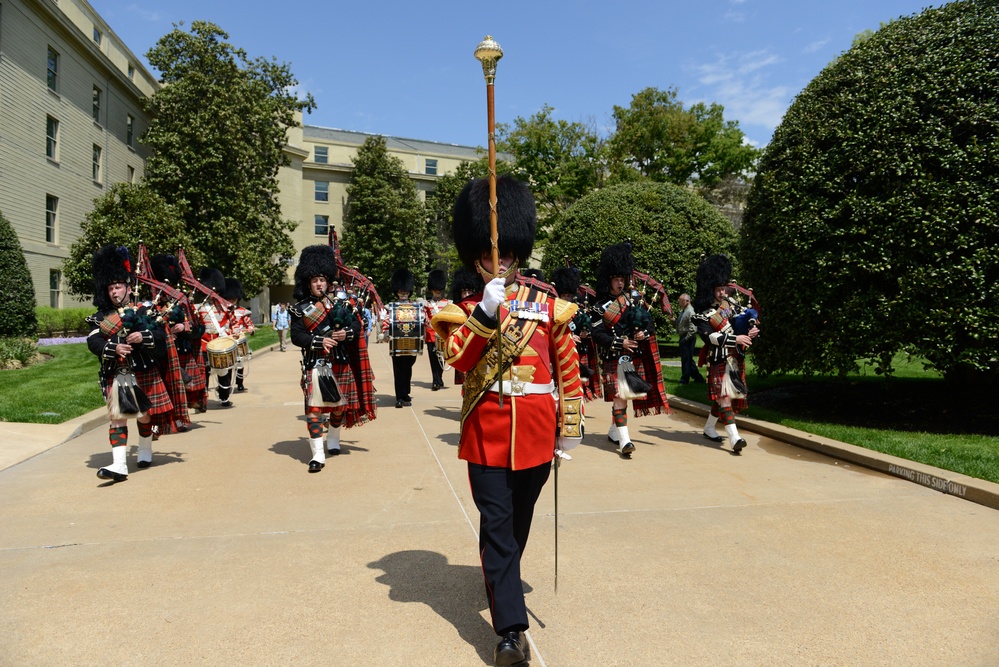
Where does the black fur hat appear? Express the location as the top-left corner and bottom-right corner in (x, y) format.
(427, 269), (447, 292)
(92, 245), (133, 311)
(694, 254), (732, 313)
(223, 277), (245, 302)
(294, 245), (339, 301)
(198, 267), (226, 295)
(453, 175), (536, 272)
(391, 268), (415, 295)
(595, 242), (634, 298)
(450, 267), (483, 302)
(551, 267), (580, 298)
(150, 254), (181, 285)
(521, 268), (546, 282)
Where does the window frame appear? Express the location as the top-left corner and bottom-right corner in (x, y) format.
(425, 158), (438, 175)
(92, 86), (102, 124)
(47, 47), (59, 92)
(126, 114), (134, 147)
(93, 27), (102, 45)
(314, 181), (329, 202)
(45, 195), (58, 244)
(314, 215), (330, 236)
(92, 144), (103, 182)
(49, 269), (62, 309)
(46, 115), (59, 160)
(314, 146), (329, 164)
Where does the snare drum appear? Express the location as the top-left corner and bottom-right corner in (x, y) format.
(235, 335), (251, 367)
(206, 336), (238, 372)
(388, 302), (425, 357)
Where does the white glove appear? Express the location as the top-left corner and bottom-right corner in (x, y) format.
(480, 277), (506, 314)
(556, 436), (581, 454)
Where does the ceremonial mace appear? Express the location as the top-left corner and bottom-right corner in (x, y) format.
(474, 35), (504, 407)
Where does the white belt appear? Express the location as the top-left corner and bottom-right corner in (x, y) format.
(486, 380), (555, 396)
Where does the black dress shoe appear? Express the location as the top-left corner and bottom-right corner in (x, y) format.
(494, 631), (525, 666)
(396, 400), (404, 408)
(235, 385), (246, 393)
(702, 431), (724, 443)
(137, 460), (151, 469)
(96, 468), (127, 483)
(308, 460), (324, 472)
(327, 447), (341, 456)
(620, 441), (636, 454)
(402, 399), (412, 406)
(733, 438), (747, 454)
(431, 384), (440, 391)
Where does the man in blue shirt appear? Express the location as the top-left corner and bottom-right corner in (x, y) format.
(272, 302), (290, 351)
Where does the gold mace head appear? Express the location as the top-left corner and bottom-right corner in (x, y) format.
(474, 35), (503, 82)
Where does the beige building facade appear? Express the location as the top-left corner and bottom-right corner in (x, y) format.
(0, 0), (158, 308)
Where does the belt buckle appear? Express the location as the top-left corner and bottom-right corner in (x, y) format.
(509, 377), (525, 395)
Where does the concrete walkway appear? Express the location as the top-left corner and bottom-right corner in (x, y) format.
(1, 343), (998, 666)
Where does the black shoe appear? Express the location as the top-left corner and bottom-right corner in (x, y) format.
(693, 376), (705, 383)
(220, 400), (232, 408)
(235, 385), (246, 393)
(494, 631), (525, 666)
(403, 399), (412, 406)
(678, 379), (689, 385)
(618, 441), (636, 457)
(327, 447), (341, 456)
(733, 438), (747, 454)
(431, 384), (440, 391)
(396, 400), (404, 408)
(308, 460), (324, 472)
(137, 460), (152, 469)
(702, 431), (724, 443)
(96, 468), (127, 483)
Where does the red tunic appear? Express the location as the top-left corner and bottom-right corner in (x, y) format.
(431, 283), (583, 470)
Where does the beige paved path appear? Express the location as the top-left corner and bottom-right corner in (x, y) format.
(1, 342), (998, 666)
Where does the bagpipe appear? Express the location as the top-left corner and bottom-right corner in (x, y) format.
(135, 242), (197, 325)
(727, 282), (760, 337)
(631, 269), (673, 319)
(328, 227), (383, 316)
(175, 247), (235, 314)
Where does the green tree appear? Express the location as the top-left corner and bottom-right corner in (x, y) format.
(542, 181), (739, 325)
(142, 21), (313, 294)
(424, 159), (491, 272)
(342, 136), (429, 295)
(497, 105), (604, 226)
(0, 209), (37, 337)
(63, 183), (198, 299)
(740, 0), (999, 381)
(607, 87), (760, 189)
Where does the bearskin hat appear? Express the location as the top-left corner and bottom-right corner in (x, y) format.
(450, 267), (484, 302)
(521, 268), (546, 282)
(551, 267), (580, 299)
(223, 277), (245, 302)
(595, 242), (634, 298)
(198, 267), (226, 295)
(294, 245), (338, 301)
(427, 269), (447, 292)
(391, 268), (415, 295)
(92, 245), (133, 311)
(453, 175), (536, 272)
(694, 254), (732, 313)
(150, 254), (181, 285)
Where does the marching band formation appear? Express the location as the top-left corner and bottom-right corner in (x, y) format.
(83, 177), (759, 666)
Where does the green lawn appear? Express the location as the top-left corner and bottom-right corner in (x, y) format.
(0, 325), (279, 424)
(660, 341), (999, 485)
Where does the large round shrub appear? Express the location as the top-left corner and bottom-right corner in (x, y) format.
(0, 209), (37, 337)
(541, 181), (738, 303)
(741, 0), (999, 380)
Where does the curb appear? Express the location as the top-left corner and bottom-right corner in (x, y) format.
(668, 395), (999, 512)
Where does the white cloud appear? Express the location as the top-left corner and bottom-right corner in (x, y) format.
(692, 50), (790, 132)
(803, 39), (830, 54)
(126, 4), (162, 22)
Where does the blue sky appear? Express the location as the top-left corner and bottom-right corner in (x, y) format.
(89, 0), (938, 149)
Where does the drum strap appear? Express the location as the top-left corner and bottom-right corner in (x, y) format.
(459, 285), (542, 427)
(206, 306), (228, 337)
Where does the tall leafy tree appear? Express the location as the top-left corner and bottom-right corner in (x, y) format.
(142, 21), (314, 294)
(342, 136), (428, 295)
(607, 87), (760, 189)
(63, 183), (199, 299)
(0, 209), (36, 337)
(497, 105), (604, 226)
(741, 0), (999, 381)
(424, 159), (491, 272)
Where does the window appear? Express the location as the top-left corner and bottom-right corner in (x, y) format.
(46, 116), (59, 160)
(425, 158), (438, 175)
(93, 27), (102, 45)
(127, 64), (135, 79)
(93, 145), (102, 182)
(127, 165), (136, 183)
(49, 270), (62, 308)
(315, 146), (328, 164)
(314, 215), (329, 236)
(47, 47), (59, 91)
(45, 195), (58, 243)
(126, 115), (134, 147)
(314, 181), (329, 202)
(92, 86), (102, 123)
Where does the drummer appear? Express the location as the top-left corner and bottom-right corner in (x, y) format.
(290, 245), (375, 472)
(424, 269), (449, 391)
(197, 268), (235, 408)
(224, 277), (255, 393)
(383, 268), (420, 409)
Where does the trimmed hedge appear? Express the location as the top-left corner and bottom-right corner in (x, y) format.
(0, 209), (37, 337)
(35, 307), (93, 337)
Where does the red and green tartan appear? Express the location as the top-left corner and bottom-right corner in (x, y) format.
(105, 367), (172, 415)
(346, 331), (377, 427)
(600, 339), (671, 418)
(707, 359), (748, 413)
(577, 338), (602, 401)
(151, 327), (190, 434)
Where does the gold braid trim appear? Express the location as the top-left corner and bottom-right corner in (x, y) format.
(460, 315), (539, 428)
(430, 303), (469, 341)
(551, 298), (578, 326)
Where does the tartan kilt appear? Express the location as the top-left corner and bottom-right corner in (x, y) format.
(707, 357), (748, 412)
(105, 368), (173, 416)
(601, 355), (650, 402)
(180, 351), (207, 391)
(302, 361), (357, 416)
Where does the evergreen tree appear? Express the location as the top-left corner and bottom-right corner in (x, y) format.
(0, 209), (37, 337)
